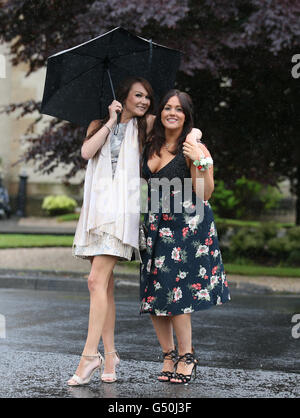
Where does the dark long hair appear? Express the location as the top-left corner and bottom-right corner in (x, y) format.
(85, 77), (154, 153)
(146, 89), (194, 159)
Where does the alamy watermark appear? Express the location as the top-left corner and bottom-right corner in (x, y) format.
(0, 314), (6, 339)
(291, 54), (300, 79)
(94, 172), (206, 221)
(0, 54), (6, 79)
(291, 314), (300, 339)
(145, 177), (204, 220)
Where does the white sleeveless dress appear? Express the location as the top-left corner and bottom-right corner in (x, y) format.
(73, 122), (139, 261)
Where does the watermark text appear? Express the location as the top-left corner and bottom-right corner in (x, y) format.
(291, 314), (300, 339)
(0, 314), (6, 339)
(291, 54), (300, 79)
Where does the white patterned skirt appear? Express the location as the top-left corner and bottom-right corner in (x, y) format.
(73, 231), (135, 261)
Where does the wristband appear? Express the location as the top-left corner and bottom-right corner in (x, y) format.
(104, 124), (112, 133)
(193, 157), (213, 171)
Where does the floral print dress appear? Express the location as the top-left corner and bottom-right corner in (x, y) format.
(140, 147), (230, 316)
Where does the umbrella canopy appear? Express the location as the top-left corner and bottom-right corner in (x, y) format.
(41, 27), (181, 127)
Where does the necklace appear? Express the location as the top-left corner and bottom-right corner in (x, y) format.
(164, 142), (174, 152)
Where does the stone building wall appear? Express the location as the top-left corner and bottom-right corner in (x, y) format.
(0, 43), (84, 215)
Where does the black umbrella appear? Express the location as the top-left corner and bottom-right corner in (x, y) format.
(41, 27), (181, 127)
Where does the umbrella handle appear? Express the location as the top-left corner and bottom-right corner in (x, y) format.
(148, 39), (152, 73)
(106, 67), (120, 134)
(114, 111), (121, 135)
(106, 68), (116, 100)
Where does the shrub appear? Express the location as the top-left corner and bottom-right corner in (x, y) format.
(258, 222), (278, 240)
(267, 226), (300, 265)
(229, 227), (266, 257)
(287, 250), (300, 265)
(267, 236), (293, 256)
(210, 180), (239, 218)
(42, 195), (77, 216)
(211, 175), (282, 219)
(286, 226), (300, 242)
(215, 220), (300, 266)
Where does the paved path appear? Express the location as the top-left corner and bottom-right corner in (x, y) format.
(1, 217), (299, 400)
(1, 247), (300, 294)
(0, 288), (299, 398)
(0, 217), (76, 234)
(1, 217), (300, 294)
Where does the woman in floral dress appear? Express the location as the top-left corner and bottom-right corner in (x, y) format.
(140, 90), (230, 384)
(68, 77), (202, 386)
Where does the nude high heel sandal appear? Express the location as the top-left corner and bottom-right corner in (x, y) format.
(101, 350), (120, 383)
(67, 352), (104, 386)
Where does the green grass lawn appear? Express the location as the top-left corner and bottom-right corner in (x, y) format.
(223, 263), (300, 278)
(56, 214), (295, 229)
(56, 213), (80, 222)
(1, 234), (299, 278)
(214, 217), (294, 228)
(119, 261), (300, 278)
(0, 234), (73, 248)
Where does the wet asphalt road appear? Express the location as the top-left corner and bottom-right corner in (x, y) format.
(0, 286), (299, 398)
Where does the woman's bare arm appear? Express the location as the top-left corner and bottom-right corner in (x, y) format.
(81, 120), (111, 160)
(81, 100), (121, 160)
(146, 114), (156, 134)
(183, 141), (214, 200)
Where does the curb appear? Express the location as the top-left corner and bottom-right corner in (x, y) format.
(0, 269), (139, 293)
(0, 269), (298, 295)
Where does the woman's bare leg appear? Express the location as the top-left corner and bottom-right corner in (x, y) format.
(171, 313), (192, 355)
(83, 255), (117, 353)
(86, 262), (118, 376)
(68, 255), (117, 383)
(170, 313), (194, 381)
(88, 260), (116, 358)
(151, 316), (175, 352)
(102, 272), (118, 375)
(150, 316), (175, 379)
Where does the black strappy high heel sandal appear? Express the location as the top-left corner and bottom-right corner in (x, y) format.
(157, 347), (178, 382)
(170, 349), (198, 385)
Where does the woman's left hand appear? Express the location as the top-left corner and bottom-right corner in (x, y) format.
(183, 138), (205, 161)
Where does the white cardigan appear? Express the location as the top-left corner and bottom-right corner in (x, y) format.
(73, 118), (140, 256)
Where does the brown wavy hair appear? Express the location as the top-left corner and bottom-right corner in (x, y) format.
(85, 76), (154, 153)
(146, 89), (194, 159)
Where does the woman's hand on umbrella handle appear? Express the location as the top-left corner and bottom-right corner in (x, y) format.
(108, 100), (123, 123)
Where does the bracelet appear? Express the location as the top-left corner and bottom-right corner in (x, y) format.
(193, 156), (213, 171)
(104, 124), (112, 133)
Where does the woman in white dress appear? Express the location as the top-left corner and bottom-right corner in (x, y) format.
(68, 77), (202, 385)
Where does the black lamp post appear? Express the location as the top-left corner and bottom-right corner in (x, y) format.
(0, 171), (11, 219)
(16, 170), (28, 217)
